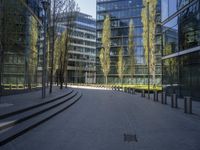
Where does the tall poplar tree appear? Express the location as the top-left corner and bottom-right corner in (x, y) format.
(99, 14), (111, 84)
(141, 0), (157, 84)
(29, 16), (38, 88)
(128, 19), (135, 78)
(117, 46), (124, 84)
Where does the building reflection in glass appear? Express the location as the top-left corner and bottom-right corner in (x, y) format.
(0, 0), (45, 95)
(162, 0), (200, 100)
(96, 0), (162, 84)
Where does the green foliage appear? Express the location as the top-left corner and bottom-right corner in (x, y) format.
(128, 19), (135, 78)
(53, 30), (69, 88)
(117, 46), (125, 84)
(54, 31), (68, 73)
(54, 37), (60, 72)
(29, 16), (38, 79)
(164, 44), (177, 85)
(99, 14), (111, 84)
(141, 0), (157, 83)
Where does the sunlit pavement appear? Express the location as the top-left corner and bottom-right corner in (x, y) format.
(1, 87), (200, 150)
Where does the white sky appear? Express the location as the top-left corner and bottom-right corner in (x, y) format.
(76, 0), (96, 18)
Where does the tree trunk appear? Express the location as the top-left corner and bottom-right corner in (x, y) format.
(153, 71), (156, 89)
(49, 0), (56, 94)
(105, 76), (108, 85)
(60, 69), (63, 89)
(65, 70), (68, 88)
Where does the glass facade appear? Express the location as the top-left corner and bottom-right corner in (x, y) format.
(57, 12), (96, 84)
(0, 0), (45, 94)
(162, 0), (200, 100)
(96, 0), (162, 84)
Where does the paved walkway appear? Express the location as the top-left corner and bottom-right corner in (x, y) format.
(1, 87), (200, 150)
(0, 86), (70, 115)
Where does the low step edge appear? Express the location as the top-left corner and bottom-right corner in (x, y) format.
(0, 92), (82, 147)
(0, 89), (74, 120)
(0, 91), (78, 131)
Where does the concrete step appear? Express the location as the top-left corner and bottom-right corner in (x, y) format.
(0, 92), (82, 146)
(0, 89), (74, 119)
(0, 90), (78, 131)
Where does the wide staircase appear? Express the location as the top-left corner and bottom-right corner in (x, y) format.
(0, 89), (82, 146)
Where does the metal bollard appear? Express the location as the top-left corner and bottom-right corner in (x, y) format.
(184, 96), (192, 114)
(132, 88), (136, 94)
(130, 88), (132, 94)
(171, 93), (178, 108)
(153, 91), (158, 101)
(162, 92), (167, 104)
(141, 90), (145, 97)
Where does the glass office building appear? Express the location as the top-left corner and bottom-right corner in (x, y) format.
(96, 0), (162, 84)
(0, 0), (45, 95)
(162, 0), (200, 100)
(57, 12), (96, 84)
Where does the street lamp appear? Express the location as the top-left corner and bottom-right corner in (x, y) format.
(41, 0), (50, 98)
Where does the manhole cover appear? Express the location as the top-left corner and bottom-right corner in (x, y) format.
(124, 134), (138, 143)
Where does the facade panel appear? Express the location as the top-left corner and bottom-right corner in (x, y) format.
(0, 0), (45, 95)
(57, 12), (96, 84)
(162, 0), (200, 100)
(96, 0), (162, 84)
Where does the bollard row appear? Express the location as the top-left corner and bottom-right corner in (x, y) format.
(112, 87), (193, 115)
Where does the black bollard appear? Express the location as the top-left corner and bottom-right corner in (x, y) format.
(184, 96), (192, 114)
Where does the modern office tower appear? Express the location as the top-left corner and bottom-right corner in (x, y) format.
(162, 0), (200, 100)
(0, 0), (45, 95)
(57, 12), (96, 84)
(96, 0), (162, 85)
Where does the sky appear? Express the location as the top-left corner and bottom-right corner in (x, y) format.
(76, 0), (96, 18)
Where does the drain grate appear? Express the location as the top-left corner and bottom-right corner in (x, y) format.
(124, 134), (138, 143)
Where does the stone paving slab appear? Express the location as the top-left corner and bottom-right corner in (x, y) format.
(0, 86), (71, 115)
(1, 87), (200, 150)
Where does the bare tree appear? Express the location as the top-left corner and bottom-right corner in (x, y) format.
(51, 0), (79, 89)
(49, 0), (66, 93)
(49, 0), (79, 91)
